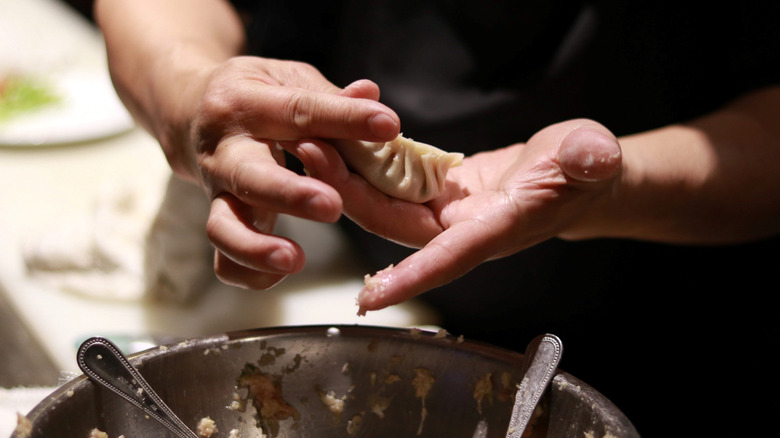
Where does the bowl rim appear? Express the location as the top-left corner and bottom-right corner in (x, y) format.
(12, 324), (638, 438)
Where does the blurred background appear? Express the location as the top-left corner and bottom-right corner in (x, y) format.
(0, 0), (438, 414)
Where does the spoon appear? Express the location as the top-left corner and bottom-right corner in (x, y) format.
(505, 333), (563, 438)
(77, 336), (199, 438)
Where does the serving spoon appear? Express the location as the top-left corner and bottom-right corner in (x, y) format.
(470, 333), (563, 438)
(77, 336), (199, 438)
(505, 333), (563, 438)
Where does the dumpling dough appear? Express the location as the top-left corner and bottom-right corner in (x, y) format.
(331, 134), (464, 203)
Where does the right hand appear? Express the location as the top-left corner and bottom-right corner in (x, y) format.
(167, 56), (400, 289)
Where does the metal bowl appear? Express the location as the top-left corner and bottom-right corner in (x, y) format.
(11, 325), (638, 437)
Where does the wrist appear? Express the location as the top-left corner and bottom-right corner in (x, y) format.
(148, 55), (219, 183)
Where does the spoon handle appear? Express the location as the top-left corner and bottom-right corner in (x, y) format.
(506, 333), (563, 438)
(77, 336), (199, 438)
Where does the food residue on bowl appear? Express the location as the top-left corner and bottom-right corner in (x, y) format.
(318, 389), (347, 418)
(384, 374), (401, 384)
(228, 392), (245, 411)
(346, 413), (364, 436)
(196, 417), (218, 437)
(87, 429), (108, 438)
(369, 395), (392, 419)
(237, 364), (300, 436)
(498, 372), (516, 402)
(473, 373), (493, 414)
(412, 367), (435, 435)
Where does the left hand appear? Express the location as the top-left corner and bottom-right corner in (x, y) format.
(284, 119), (622, 313)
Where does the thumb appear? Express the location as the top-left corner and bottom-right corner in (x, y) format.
(557, 124), (622, 182)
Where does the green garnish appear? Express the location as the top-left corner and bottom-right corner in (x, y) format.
(0, 75), (61, 122)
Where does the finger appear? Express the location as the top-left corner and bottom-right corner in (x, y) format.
(556, 122), (622, 182)
(207, 194), (305, 279)
(283, 139), (445, 246)
(240, 83), (400, 142)
(266, 66), (387, 131)
(337, 79), (382, 101)
(357, 200), (518, 313)
(206, 136), (343, 223)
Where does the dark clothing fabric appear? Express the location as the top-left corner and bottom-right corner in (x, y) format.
(239, 0), (779, 144)
(232, 1), (780, 435)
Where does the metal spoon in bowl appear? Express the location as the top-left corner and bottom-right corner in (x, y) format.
(471, 334), (563, 438)
(505, 333), (563, 438)
(77, 336), (199, 438)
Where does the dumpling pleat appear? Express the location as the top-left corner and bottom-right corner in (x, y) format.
(330, 134), (463, 203)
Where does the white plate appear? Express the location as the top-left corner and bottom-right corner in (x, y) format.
(0, 70), (135, 147)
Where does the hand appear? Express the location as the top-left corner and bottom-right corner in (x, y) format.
(286, 119), (622, 312)
(170, 57), (400, 289)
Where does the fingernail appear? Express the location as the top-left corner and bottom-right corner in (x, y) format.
(269, 247), (295, 272)
(306, 192), (341, 222)
(369, 113), (399, 139)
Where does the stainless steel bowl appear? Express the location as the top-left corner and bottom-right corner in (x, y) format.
(11, 325), (638, 437)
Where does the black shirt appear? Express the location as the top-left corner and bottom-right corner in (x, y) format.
(232, 1), (780, 434)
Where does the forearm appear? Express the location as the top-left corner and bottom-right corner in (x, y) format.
(94, 0), (245, 179)
(571, 86), (780, 244)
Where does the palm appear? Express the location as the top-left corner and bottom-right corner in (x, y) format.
(431, 143), (564, 251)
(292, 119), (621, 312)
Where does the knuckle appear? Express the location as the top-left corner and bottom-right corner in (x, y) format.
(191, 89), (243, 159)
(282, 91), (312, 136)
(198, 82), (239, 124)
(225, 158), (255, 196)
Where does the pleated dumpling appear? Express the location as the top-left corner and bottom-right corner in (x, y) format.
(331, 134), (464, 203)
